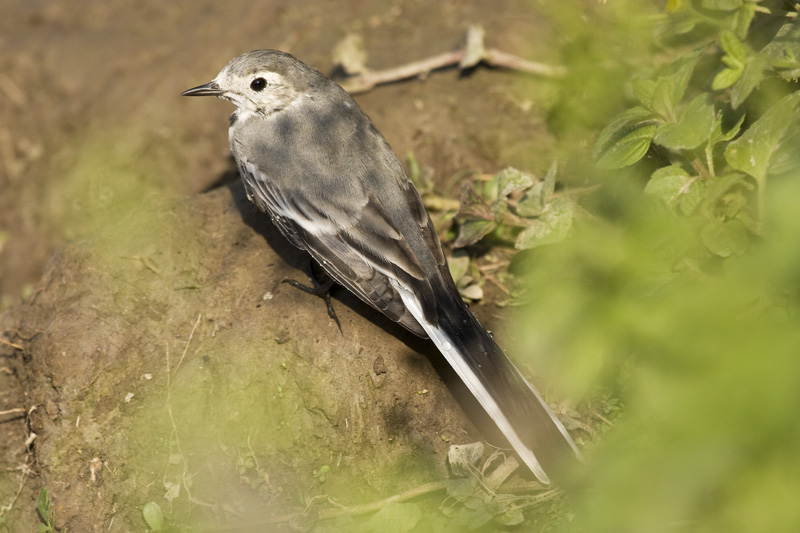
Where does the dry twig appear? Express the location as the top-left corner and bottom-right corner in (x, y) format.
(210, 480), (452, 531)
(335, 25), (566, 94)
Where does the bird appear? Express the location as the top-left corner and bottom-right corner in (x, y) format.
(182, 49), (581, 484)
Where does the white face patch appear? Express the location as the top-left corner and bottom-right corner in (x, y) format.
(214, 69), (300, 117)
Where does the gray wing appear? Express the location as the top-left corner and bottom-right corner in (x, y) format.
(239, 155), (444, 338)
(230, 88), (455, 337)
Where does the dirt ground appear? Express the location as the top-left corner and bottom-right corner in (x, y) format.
(0, 1), (566, 530)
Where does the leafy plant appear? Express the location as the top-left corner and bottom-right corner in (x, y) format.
(447, 251), (484, 301)
(595, 2), (800, 257)
(439, 442), (558, 529)
(36, 488), (60, 533)
(512, 2), (800, 531)
(313, 465), (330, 484)
(453, 165), (577, 251)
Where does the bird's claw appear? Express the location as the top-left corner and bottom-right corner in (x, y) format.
(282, 270), (343, 334)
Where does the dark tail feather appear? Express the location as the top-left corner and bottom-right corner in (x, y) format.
(431, 294), (581, 483)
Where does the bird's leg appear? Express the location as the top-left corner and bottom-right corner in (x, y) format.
(282, 261), (343, 334)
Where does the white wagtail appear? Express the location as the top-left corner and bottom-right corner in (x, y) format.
(182, 49), (581, 484)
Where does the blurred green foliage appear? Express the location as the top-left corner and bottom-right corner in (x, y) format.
(511, 0), (800, 531)
(521, 177), (800, 531)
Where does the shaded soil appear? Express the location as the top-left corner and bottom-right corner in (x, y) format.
(0, 1), (564, 530)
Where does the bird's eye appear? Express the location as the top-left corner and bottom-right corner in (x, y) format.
(250, 77), (267, 91)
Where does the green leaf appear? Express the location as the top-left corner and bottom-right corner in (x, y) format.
(36, 488), (51, 524)
(518, 163), (558, 217)
(448, 252), (470, 284)
(777, 67), (800, 82)
(142, 502), (165, 531)
(732, 2), (756, 38)
(491, 197), (509, 222)
(708, 110), (745, 145)
(763, 20), (800, 68)
(495, 507), (525, 526)
(724, 92), (800, 185)
(457, 199), (494, 221)
(644, 165), (692, 202)
(517, 192), (544, 217)
(542, 161), (557, 199)
(651, 50), (702, 119)
(595, 107), (660, 169)
(480, 178), (500, 203)
(701, 220), (748, 257)
(633, 78), (657, 108)
(712, 67), (742, 90)
(719, 30), (746, 63)
(515, 197), (574, 250)
(699, 0), (741, 10)
(463, 505), (494, 528)
(447, 477), (479, 499)
(494, 168), (533, 198)
(670, 11), (702, 35)
(768, 123), (800, 176)
(653, 93), (716, 150)
(367, 503), (422, 533)
(713, 30), (750, 91)
(704, 172), (748, 201)
(406, 151), (424, 191)
(453, 219), (496, 248)
(651, 79), (676, 119)
(645, 166), (705, 215)
(678, 179), (707, 216)
(730, 53), (768, 109)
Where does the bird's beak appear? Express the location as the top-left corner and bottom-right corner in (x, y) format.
(181, 81), (222, 97)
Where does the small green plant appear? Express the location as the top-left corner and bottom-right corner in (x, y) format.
(453, 165), (577, 251)
(235, 446), (270, 493)
(142, 502), (164, 532)
(447, 251), (484, 301)
(313, 465), (330, 484)
(594, 2), (800, 257)
(36, 488), (60, 533)
(439, 442), (556, 529)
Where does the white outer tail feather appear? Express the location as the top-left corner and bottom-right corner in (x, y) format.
(390, 280), (580, 484)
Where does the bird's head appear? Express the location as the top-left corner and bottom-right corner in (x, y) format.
(182, 50), (313, 117)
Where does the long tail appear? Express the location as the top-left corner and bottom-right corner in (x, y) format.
(392, 282), (581, 484)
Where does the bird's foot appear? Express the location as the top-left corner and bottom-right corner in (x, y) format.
(282, 266), (343, 334)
